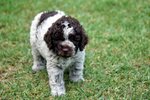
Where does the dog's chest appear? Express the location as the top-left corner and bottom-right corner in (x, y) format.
(57, 57), (74, 69)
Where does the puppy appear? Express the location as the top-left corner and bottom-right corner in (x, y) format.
(30, 10), (88, 96)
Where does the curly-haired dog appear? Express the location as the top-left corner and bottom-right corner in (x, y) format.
(30, 10), (88, 96)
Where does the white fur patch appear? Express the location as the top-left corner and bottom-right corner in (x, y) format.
(37, 11), (65, 39)
(62, 21), (73, 39)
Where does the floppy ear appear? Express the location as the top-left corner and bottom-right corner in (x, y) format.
(44, 27), (53, 49)
(79, 32), (88, 51)
(76, 26), (88, 51)
(44, 21), (62, 50)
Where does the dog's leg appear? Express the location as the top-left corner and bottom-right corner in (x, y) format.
(69, 62), (84, 82)
(46, 61), (65, 96)
(31, 47), (45, 73)
(69, 52), (85, 82)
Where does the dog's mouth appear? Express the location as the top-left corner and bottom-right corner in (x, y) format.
(57, 45), (75, 57)
(58, 53), (72, 58)
(58, 48), (74, 58)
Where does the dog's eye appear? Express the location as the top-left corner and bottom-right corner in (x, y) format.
(53, 33), (64, 41)
(69, 34), (80, 42)
(69, 35), (74, 41)
(62, 25), (65, 28)
(68, 24), (71, 28)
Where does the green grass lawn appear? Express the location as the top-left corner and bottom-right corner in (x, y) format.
(0, 0), (150, 99)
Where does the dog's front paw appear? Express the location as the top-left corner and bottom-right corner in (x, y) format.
(32, 64), (45, 72)
(70, 75), (84, 82)
(51, 88), (65, 96)
(50, 84), (66, 96)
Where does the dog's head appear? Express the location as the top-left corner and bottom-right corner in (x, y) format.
(44, 16), (88, 58)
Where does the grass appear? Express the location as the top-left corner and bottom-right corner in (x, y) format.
(0, 0), (150, 99)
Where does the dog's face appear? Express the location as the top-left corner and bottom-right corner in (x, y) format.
(44, 16), (88, 58)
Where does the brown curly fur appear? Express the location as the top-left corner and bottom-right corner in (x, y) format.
(44, 16), (88, 55)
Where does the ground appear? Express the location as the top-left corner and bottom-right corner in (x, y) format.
(0, 0), (150, 99)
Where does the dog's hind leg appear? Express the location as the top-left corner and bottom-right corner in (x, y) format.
(31, 47), (46, 73)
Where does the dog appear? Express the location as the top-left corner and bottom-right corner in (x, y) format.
(30, 10), (88, 96)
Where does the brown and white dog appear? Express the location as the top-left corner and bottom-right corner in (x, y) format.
(30, 10), (88, 96)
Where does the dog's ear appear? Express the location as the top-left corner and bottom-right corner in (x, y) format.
(75, 25), (88, 51)
(44, 27), (53, 49)
(44, 21), (62, 50)
(79, 30), (88, 51)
